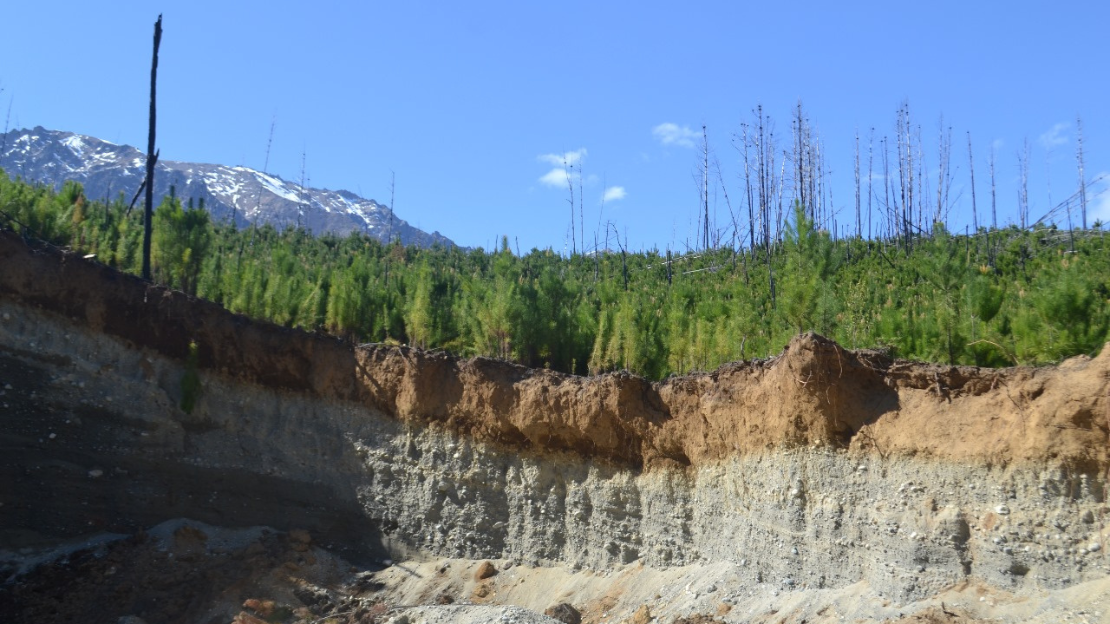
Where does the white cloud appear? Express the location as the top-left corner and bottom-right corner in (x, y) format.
(652, 123), (698, 148)
(1039, 122), (1069, 150)
(538, 148), (587, 167)
(537, 148), (587, 187)
(539, 168), (573, 187)
(603, 186), (626, 202)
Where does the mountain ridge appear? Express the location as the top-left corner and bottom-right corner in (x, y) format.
(0, 126), (456, 247)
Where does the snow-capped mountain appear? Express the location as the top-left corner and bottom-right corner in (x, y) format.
(0, 127), (455, 248)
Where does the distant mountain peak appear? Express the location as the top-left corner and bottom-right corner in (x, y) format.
(0, 127), (456, 248)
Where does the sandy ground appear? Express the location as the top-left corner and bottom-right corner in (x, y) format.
(374, 555), (1110, 624)
(6, 520), (1105, 624)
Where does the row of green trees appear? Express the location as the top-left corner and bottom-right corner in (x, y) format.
(2, 170), (1108, 378)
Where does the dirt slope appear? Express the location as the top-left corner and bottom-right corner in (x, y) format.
(2, 229), (1106, 472)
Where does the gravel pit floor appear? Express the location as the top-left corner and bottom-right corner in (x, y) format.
(2, 520), (1108, 624)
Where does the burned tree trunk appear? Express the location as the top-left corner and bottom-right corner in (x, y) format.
(967, 131), (978, 232)
(141, 14), (163, 281)
(1077, 116), (1087, 230)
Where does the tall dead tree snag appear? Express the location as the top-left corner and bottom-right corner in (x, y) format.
(934, 119), (952, 229)
(989, 144), (997, 229)
(564, 155), (576, 255)
(867, 128), (874, 240)
(895, 102), (915, 247)
(854, 130), (861, 238)
(702, 125), (710, 250)
(967, 131), (978, 232)
(141, 14), (163, 282)
(1076, 116), (1087, 229)
(1018, 139), (1030, 229)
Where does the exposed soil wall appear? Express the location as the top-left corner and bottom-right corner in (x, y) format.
(1, 230), (1109, 622)
(4, 228), (1105, 470)
(2, 230), (1107, 473)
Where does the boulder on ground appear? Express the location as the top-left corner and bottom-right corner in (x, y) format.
(544, 602), (581, 624)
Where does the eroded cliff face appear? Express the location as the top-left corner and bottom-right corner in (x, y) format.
(1, 231), (1108, 617)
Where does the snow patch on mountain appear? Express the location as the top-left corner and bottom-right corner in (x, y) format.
(0, 127), (456, 248)
(1, 126), (455, 247)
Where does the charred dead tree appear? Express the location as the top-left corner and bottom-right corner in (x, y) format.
(1018, 139), (1030, 229)
(141, 14), (163, 282)
(854, 130), (861, 238)
(967, 131), (978, 232)
(894, 102), (917, 248)
(0, 90), (12, 157)
(756, 106), (770, 248)
(867, 128), (875, 240)
(1077, 116), (1087, 229)
(701, 125), (710, 249)
(565, 155), (576, 255)
(790, 102), (831, 231)
(298, 149), (308, 232)
(713, 154), (739, 253)
(989, 143), (998, 229)
(737, 105), (779, 305)
(738, 123), (756, 251)
(579, 161), (584, 257)
(934, 119), (953, 229)
(882, 136), (894, 240)
(742, 106), (779, 250)
(816, 128), (828, 230)
(383, 170), (396, 285)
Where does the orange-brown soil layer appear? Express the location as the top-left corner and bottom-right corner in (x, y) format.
(2, 230), (1106, 472)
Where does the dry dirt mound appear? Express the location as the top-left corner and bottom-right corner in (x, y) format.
(361, 332), (1110, 470)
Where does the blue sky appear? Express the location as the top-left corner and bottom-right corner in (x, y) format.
(3, 0), (1109, 251)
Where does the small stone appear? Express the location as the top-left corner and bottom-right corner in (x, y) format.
(88, 469), (104, 478)
(48, 433), (56, 440)
(475, 560), (498, 580)
(288, 530), (311, 552)
(631, 605), (652, 624)
(1088, 543), (1102, 553)
(242, 599), (276, 618)
(995, 505), (1011, 515)
(544, 603), (581, 624)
